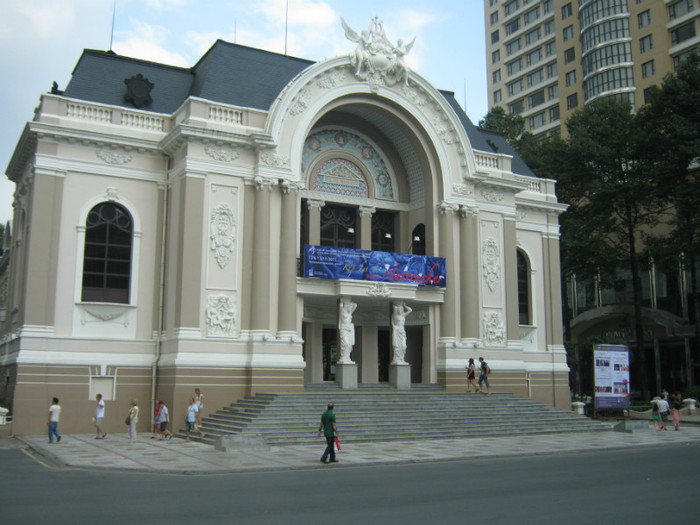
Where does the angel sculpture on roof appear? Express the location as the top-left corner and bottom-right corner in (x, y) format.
(342, 17), (415, 88)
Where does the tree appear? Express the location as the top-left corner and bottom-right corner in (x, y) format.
(637, 54), (700, 325)
(561, 98), (668, 398)
(478, 106), (528, 147)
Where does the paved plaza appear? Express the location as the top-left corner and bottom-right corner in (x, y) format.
(7, 417), (700, 474)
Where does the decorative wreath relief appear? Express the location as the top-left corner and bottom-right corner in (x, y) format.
(206, 294), (236, 336)
(209, 203), (236, 269)
(482, 238), (500, 292)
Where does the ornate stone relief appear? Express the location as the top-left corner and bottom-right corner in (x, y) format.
(81, 306), (129, 327)
(96, 148), (132, 165)
(205, 144), (239, 162)
(459, 204), (478, 218)
(438, 201), (459, 215)
(280, 180), (305, 194)
(253, 176), (277, 191)
(453, 182), (474, 197)
(480, 188), (505, 203)
(434, 115), (457, 144)
(482, 238), (500, 292)
(209, 203), (236, 269)
(289, 89), (311, 116)
(402, 82), (428, 106)
(342, 17), (414, 91)
(316, 69), (346, 89)
(105, 187), (119, 201)
(483, 311), (505, 345)
(206, 294), (237, 336)
(366, 283), (392, 297)
(261, 151), (288, 167)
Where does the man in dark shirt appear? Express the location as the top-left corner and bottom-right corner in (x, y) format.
(478, 357), (491, 395)
(318, 402), (338, 464)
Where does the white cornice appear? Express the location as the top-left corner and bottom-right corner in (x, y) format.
(29, 121), (162, 153)
(33, 154), (165, 183)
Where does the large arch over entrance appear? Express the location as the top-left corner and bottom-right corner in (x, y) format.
(275, 62), (458, 386)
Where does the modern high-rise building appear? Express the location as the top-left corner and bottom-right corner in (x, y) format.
(484, 0), (700, 136)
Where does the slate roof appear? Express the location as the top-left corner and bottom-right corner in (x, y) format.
(62, 40), (534, 176)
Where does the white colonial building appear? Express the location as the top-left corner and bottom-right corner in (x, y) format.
(0, 20), (569, 434)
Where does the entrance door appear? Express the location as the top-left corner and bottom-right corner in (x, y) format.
(322, 328), (337, 381)
(378, 328), (390, 381)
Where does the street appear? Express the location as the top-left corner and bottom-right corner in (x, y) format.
(2, 441), (698, 524)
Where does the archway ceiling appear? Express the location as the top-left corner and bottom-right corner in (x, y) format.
(325, 103), (426, 205)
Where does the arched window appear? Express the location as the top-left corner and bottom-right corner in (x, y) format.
(411, 224), (426, 255)
(81, 202), (133, 303)
(517, 249), (531, 325)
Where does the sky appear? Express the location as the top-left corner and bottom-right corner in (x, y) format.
(0, 0), (489, 225)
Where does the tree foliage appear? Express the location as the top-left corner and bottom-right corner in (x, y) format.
(478, 106), (528, 147)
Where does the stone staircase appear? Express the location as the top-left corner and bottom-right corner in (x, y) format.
(176, 383), (612, 446)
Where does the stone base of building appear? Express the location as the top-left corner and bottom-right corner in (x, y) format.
(3, 362), (305, 435)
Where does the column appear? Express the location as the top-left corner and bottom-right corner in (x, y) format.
(459, 206), (479, 340)
(503, 218), (519, 340)
(278, 182), (300, 335)
(304, 322), (324, 384)
(306, 199), (324, 246)
(438, 202), (458, 341)
(251, 178), (272, 331)
(358, 206), (375, 251)
(542, 221), (564, 348)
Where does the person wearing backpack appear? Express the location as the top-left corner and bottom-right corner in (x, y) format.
(477, 357), (491, 395)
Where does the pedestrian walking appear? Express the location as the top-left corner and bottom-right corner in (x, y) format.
(651, 400), (661, 431)
(95, 393), (106, 439)
(156, 400), (173, 440)
(48, 397), (62, 444)
(466, 358), (478, 392)
(127, 398), (139, 441)
(671, 391), (682, 431)
(656, 396), (670, 431)
(185, 397), (204, 441)
(194, 388), (204, 426)
(152, 399), (162, 439)
(477, 357), (491, 395)
(317, 402), (338, 464)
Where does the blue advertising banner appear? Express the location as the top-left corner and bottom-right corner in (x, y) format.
(303, 245), (446, 287)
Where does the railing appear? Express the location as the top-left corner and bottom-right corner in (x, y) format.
(515, 175), (542, 192)
(475, 153), (501, 171)
(209, 105), (245, 125)
(120, 111), (166, 131)
(66, 102), (112, 123)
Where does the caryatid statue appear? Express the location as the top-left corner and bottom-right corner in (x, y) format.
(391, 301), (413, 365)
(338, 297), (358, 364)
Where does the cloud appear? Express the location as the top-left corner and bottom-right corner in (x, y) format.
(253, 0), (337, 28)
(113, 18), (189, 66)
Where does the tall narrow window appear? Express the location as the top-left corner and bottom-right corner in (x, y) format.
(81, 202), (133, 303)
(517, 249), (531, 325)
(411, 224), (426, 256)
(371, 211), (395, 252)
(320, 204), (356, 249)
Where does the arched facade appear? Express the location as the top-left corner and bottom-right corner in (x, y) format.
(0, 37), (569, 434)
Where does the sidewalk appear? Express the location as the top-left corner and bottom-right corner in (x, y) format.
(11, 421), (700, 474)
